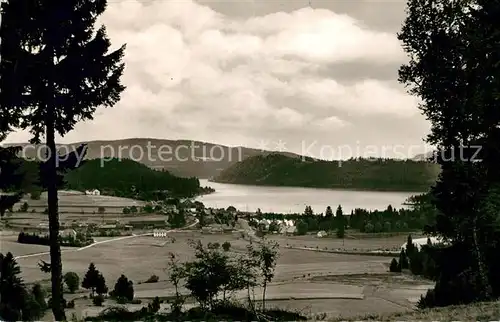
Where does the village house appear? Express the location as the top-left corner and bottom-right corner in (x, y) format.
(85, 189), (100, 196)
(59, 228), (77, 239)
(284, 225), (297, 236)
(317, 230), (327, 238)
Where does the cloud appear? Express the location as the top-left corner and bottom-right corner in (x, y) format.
(4, 0), (426, 155)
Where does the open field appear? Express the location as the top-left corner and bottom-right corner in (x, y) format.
(13, 190), (145, 214)
(4, 212), (167, 228)
(1, 226), (434, 320)
(268, 234), (424, 252)
(333, 300), (500, 321)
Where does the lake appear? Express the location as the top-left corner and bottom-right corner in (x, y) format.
(197, 179), (418, 214)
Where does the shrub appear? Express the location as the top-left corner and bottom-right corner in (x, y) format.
(399, 249), (409, 269)
(66, 300), (75, 308)
(93, 295), (105, 306)
(130, 299), (142, 304)
(20, 202), (29, 212)
(144, 275), (159, 283)
(389, 258), (401, 272)
(222, 241), (231, 252)
(115, 296), (128, 304)
(30, 190), (41, 200)
(64, 272), (80, 293)
(147, 296), (161, 313)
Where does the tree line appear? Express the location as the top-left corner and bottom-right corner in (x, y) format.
(252, 197), (435, 236)
(64, 158), (203, 199)
(215, 154), (440, 192)
(17, 232), (93, 248)
(396, 0), (500, 309)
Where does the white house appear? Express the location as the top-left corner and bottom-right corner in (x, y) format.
(284, 226), (297, 235)
(317, 230), (327, 238)
(59, 228), (77, 239)
(85, 189), (100, 196)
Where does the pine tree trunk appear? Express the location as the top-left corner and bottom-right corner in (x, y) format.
(262, 281), (267, 312)
(46, 114), (66, 320)
(472, 217), (491, 300)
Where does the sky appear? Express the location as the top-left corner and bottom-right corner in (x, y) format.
(4, 0), (433, 159)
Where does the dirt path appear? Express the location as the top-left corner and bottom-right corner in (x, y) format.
(14, 219), (199, 260)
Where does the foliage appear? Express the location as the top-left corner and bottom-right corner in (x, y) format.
(84, 302), (307, 321)
(93, 295), (105, 307)
(17, 232), (92, 247)
(0, 252), (27, 320)
(247, 238), (279, 311)
(63, 272), (80, 293)
(1, 0), (126, 316)
(30, 190), (41, 200)
(166, 253), (186, 317)
(256, 202), (433, 235)
(111, 275), (134, 302)
(168, 209), (186, 228)
(399, 0), (500, 308)
(65, 159), (201, 199)
(389, 258), (401, 272)
(296, 220), (308, 235)
(147, 297), (161, 314)
(144, 275), (159, 283)
(399, 249), (409, 269)
(183, 240), (237, 309)
(214, 154), (439, 191)
(222, 241), (231, 252)
(336, 224), (345, 239)
(0, 253), (48, 320)
(82, 263), (108, 297)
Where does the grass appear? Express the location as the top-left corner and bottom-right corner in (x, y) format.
(333, 300), (500, 321)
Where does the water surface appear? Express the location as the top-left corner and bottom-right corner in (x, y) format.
(197, 179), (417, 213)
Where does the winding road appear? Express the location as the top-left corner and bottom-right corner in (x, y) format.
(14, 219), (199, 260)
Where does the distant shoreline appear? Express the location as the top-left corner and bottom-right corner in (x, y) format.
(208, 179), (426, 194)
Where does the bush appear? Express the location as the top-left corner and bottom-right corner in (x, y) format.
(93, 295), (105, 306)
(66, 300), (75, 308)
(222, 241), (231, 252)
(64, 272), (80, 293)
(130, 299), (142, 304)
(30, 190), (41, 200)
(115, 296), (128, 304)
(20, 202), (29, 212)
(147, 297), (161, 313)
(144, 275), (159, 283)
(389, 258), (401, 272)
(399, 249), (409, 269)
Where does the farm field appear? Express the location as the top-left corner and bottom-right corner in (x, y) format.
(1, 227), (434, 320)
(14, 190), (145, 214)
(1, 190), (160, 230)
(270, 234), (410, 252)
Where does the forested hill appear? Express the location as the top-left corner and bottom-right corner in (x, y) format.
(213, 154), (440, 192)
(64, 159), (202, 198)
